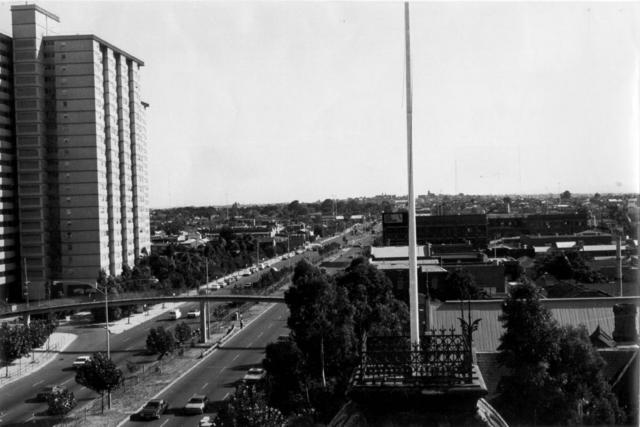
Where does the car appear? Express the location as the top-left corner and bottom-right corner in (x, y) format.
(209, 282), (221, 290)
(183, 394), (209, 415)
(169, 309), (182, 320)
(276, 334), (291, 343)
(187, 309), (201, 318)
(243, 367), (266, 383)
(198, 415), (214, 427)
(72, 355), (91, 369)
(36, 384), (66, 401)
(241, 270), (251, 277)
(137, 399), (169, 420)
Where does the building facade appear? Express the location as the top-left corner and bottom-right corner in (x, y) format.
(0, 34), (18, 301)
(0, 4), (150, 301)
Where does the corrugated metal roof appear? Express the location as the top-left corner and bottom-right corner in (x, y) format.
(431, 297), (640, 352)
(583, 245), (618, 252)
(371, 246), (430, 259)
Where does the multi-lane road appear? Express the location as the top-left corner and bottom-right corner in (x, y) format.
(0, 228), (373, 426)
(121, 302), (290, 427)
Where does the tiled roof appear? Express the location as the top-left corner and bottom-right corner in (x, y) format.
(431, 296), (640, 352)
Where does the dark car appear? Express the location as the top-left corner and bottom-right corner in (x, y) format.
(135, 399), (169, 420)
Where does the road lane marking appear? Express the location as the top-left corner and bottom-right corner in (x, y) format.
(116, 302), (281, 427)
(257, 331), (264, 338)
(247, 341), (255, 347)
(32, 379), (44, 387)
(122, 337), (131, 342)
(201, 382), (208, 389)
(159, 419), (169, 427)
(232, 354), (239, 361)
(61, 378), (72, 385)
(223, 392), (230, 400)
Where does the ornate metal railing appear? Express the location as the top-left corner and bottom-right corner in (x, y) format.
(351, 330), (473, 388)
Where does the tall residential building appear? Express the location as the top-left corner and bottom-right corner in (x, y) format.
(0, 4), (150, 301)
(0, 34), (18, 302)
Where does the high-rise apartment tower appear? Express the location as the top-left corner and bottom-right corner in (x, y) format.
(0, 4), (150, 301)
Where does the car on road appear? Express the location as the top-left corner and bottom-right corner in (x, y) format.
(198, 415), (215, 427)
(135, 399), (169, 420)
(36, 384), (66, 401)
(187, 309), (201, 318)
(240, 269), (252, 276)
(72, 355), (91, 369)
(169, 309), (182, 320)
(243, 367), (266, 383)
(183, 394), (209, 415)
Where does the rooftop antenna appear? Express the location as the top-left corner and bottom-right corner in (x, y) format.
(404, 2), (422, 346)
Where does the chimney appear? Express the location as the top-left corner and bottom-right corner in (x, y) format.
(612, 303), (639, 343)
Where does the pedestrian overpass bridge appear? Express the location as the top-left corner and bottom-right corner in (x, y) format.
(0, 294), (287, 343)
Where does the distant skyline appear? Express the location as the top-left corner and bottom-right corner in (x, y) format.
(1, 1), (638, 207)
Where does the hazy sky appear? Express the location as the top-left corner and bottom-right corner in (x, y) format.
(1, 1), (638, 207)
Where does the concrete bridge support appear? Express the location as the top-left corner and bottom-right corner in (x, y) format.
(199, 301), (209, 343)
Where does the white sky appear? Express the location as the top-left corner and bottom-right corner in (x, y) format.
(1, 1), (639, 207)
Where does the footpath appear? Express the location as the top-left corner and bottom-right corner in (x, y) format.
(0, 301), (184, 390)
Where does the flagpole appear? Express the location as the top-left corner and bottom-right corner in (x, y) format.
(404, 2), (420, 346)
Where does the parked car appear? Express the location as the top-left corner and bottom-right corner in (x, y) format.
(187, 309), (201, 318)
(135, 399), (169, 420)
(169, 309), (182, 320)
(243, 367), (266, 383)
(209, 282), (221, 290)
(183, 394), (209, 415)
(36, 384), (66, 401)
(72, 355), (91, 369)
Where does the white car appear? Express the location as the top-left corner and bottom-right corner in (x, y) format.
(169, 309), (182, 320)
(243, 367), (266, 383)
(183, 394), (208, 415)
(187, 309), (201, 318)
(72, 355), (91, 369)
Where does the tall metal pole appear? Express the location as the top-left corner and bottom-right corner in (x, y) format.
(405, 2), (421, 346)
(105, 286), (110, 359)
(616, 232), (622, 296)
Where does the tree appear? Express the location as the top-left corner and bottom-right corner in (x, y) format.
(432, 268), (486, 302)
(335, 257), (408, 342)
(263, 340), (308, 415)
(535, 252), (607, 283)
(174, 322), (192, 347)
(0, 323), (30, 376)
(215, 383), (285, 427)
(495, 282), (625, 425)
(75, 352), (123, 413)
(561, 190), (572, 200)
(285, 260), (356, 387)
(146, 326), (176, 358)
(47, 388), (77, 416)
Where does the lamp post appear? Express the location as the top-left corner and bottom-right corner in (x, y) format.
(93, 283), (110, 358)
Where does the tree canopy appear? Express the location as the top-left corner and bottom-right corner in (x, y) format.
(496, 282), (625, 425)
(146, 326), (176, 358)
(75, 352), (123, 413)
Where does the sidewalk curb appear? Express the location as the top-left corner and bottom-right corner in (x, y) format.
(0, 333), (77, 390)
(115, 302), (277, 427)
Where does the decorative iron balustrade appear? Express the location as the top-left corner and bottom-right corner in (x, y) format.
(351, 330), (473, 388)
